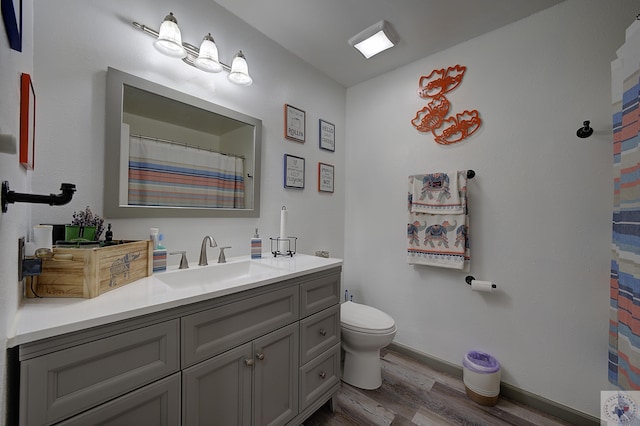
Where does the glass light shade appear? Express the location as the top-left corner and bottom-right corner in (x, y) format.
(227, 51), (253, 86)
(353, 30), (395, 59)
(348, 20), (398, 59)
(153, 13), (186, 58)
(194, 33), (223, 73)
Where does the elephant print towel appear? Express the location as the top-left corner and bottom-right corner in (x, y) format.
(407, 171), (470, 270)
(410, 170), (467, 214)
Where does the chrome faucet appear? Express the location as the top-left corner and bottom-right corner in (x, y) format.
(199, 235), (218, 266)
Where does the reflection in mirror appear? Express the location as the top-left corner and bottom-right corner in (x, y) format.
(104, 67), (261, 218)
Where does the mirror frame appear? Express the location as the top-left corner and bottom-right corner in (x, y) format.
(104, 67), (261, 218)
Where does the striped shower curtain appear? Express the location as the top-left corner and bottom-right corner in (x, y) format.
(609, 19), (640, 389)
(128, 136), (245, 209)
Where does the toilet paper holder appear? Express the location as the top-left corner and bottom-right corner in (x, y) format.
(465, 275), (497, 288)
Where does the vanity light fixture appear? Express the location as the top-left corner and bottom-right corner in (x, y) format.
(153, 13), (186, 58)
(194, 33), (223, 73)
(228, 51), (253, 86)
(133, 12), (253, 86)
(348, 20), (399, 59)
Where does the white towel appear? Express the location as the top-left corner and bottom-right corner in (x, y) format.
(407, 171), (470, 271)
(409, 171), (467, 214)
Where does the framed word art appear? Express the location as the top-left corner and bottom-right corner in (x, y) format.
(284, 154), (305, 189)
(284, 104), (305, 143)
(1, 0), (21, 51)
(318, 162), (334, 193)
(319, 119), (335, 152)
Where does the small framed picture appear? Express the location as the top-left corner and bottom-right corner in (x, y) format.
(284, 154), (305, 189)
(319, 119), (335, 152)
(318, 162), (334, 193)
(20, 73), (35, 170)
(284, 104), (305, 143)
(2, 0), (22, 51)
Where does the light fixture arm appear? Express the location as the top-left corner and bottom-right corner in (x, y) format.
(132, 22), (232, 72)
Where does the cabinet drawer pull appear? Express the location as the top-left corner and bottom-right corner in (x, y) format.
(245, 359), (255, 367)
(319, 329), (327, 336)
(256, 352), (265, 361)
(319, 371), (326, 379)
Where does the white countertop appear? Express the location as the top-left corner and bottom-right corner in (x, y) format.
(8, 254), (342, 347)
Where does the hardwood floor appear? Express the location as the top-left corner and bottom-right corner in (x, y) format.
(302, 348), (572, 426)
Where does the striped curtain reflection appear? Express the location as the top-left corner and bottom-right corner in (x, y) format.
(128, 136), (245, 209)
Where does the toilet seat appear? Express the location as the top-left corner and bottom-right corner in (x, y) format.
(341, 301), (396, 334)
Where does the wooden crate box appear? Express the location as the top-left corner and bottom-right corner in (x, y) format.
(26, 240), (153, 299)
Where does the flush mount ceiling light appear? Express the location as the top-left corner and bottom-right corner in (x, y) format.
(348, 20), (399, 59)
(133, 12), (253, 86)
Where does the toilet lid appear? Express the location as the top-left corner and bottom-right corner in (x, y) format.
(341, 301), (396, 334)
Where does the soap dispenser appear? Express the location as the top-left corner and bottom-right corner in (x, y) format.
(251, 228), (262, 259)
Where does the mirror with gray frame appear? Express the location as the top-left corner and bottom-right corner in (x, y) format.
(104, 67), (261, 218)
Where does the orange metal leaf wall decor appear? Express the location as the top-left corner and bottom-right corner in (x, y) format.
(411, 65), (482, 145)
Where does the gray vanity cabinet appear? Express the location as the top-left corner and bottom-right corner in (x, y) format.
(13, 266), (342, 426)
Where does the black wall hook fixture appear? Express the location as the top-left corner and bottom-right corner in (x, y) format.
(466, 170), (475, 179)
(576, 120), (593, 138)
(1, 181), (76, 213)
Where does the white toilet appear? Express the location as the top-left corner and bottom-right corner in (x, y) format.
(340, 301), (397, 390)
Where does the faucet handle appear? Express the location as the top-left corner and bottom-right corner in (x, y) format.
(218, 246), (231, 263)
(169, 251), (189, 269)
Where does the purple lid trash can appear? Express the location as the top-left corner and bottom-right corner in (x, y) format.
(463, 351), (501, 406)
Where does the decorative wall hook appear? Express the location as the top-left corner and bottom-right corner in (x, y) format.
(576, 120), (593, 138)
(1, 181), (76, 213)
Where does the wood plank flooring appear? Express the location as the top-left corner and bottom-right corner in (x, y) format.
(302, 348), (572, 426)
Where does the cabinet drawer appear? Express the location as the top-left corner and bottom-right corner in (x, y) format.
(56, 372), (181, 426)
(299, 305), (340, 365)
(20, 319), (179, 426)
(299, 270), (340, 318)
(299, 344), (340, 412)
(182, 286), (299, 367)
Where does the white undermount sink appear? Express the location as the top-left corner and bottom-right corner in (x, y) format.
(156, 260), (283, 289)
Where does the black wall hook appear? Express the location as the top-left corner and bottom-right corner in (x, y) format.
(2, 181), (76, 213)
(466, 170), (475, 179)
(576, 120), (593, 138)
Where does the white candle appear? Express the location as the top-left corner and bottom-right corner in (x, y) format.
(279, 206), (288, 252)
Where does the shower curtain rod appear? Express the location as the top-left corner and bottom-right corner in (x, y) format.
(131, 133), (245, 159)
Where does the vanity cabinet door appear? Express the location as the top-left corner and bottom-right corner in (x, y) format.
(182, 343), (253, 426)
(20, 319), (179, 426)
(253, 323), (299, 426)
(56, 373), (181, 426)
(183, 323), (299, 426)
